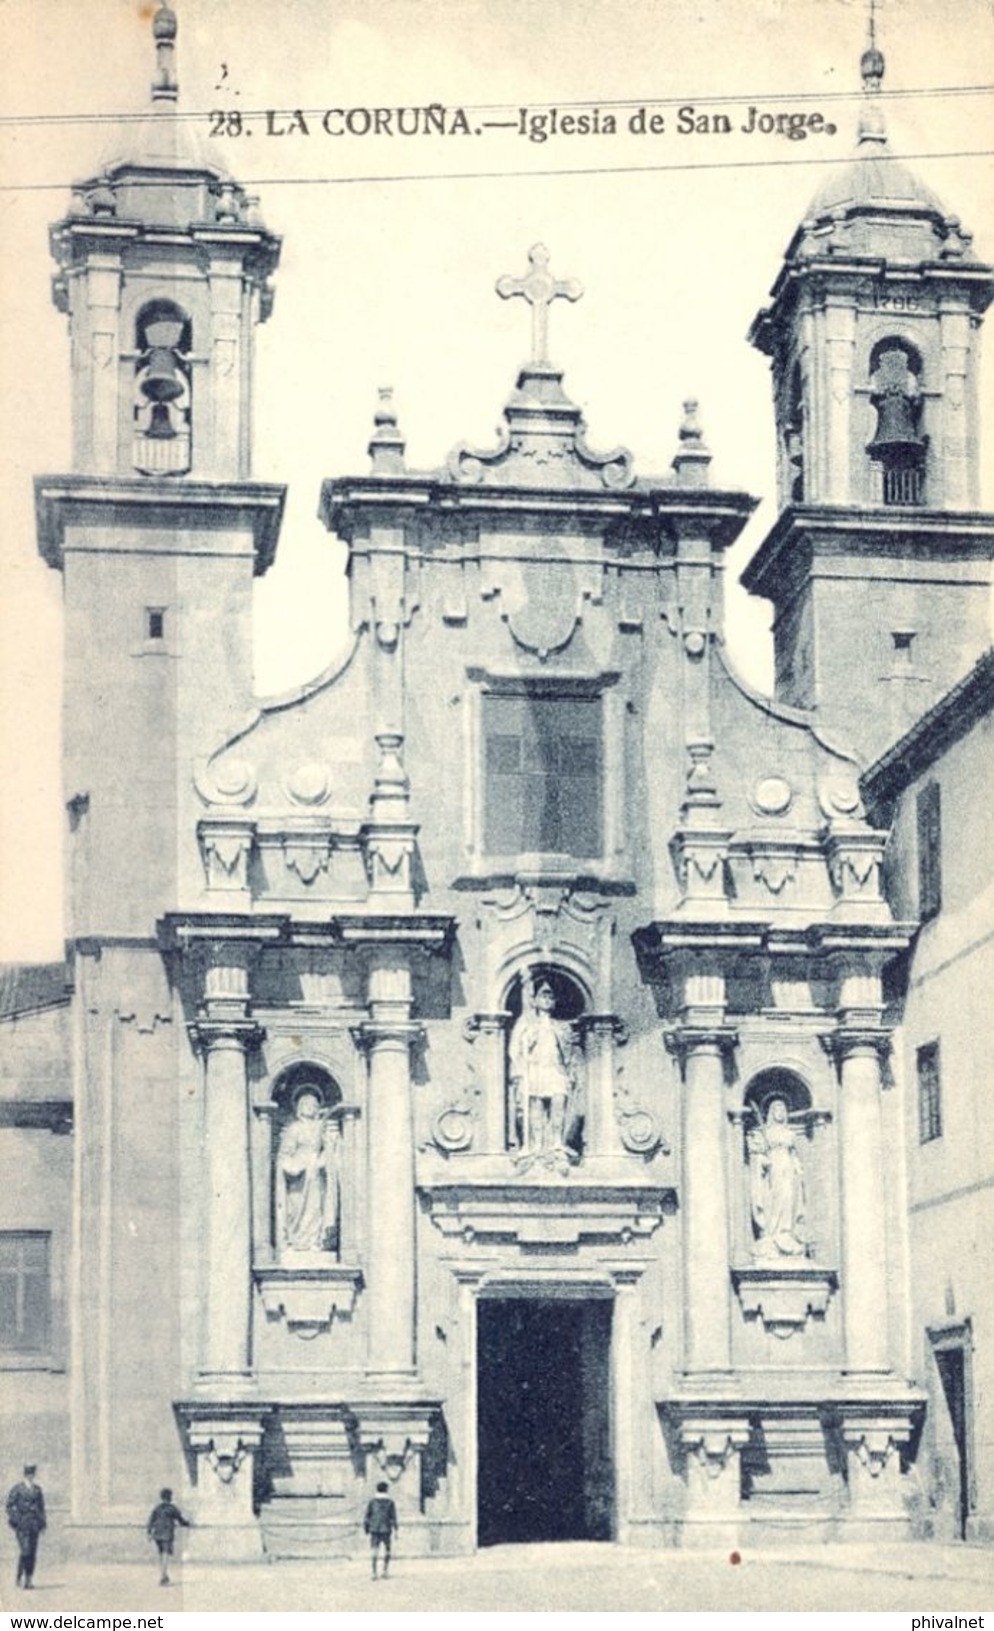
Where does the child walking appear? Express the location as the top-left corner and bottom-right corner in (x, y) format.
(146, 1487), (191, 1585)
(363, 1481), (398, 1579)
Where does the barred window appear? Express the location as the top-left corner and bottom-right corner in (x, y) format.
(0, 1232), (51, 1356)
(918, 1042), (942, 1145)
(484, 692), (602, 859)
(917, 779), (942, 921)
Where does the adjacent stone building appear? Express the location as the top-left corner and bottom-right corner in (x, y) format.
(2, 8), (991, 1558)
(862, 651), (994, 1544)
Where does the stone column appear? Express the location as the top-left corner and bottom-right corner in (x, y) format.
(666, 1022), (738, 1373)
(822, 1027), (891, 1374)
(194, 946), (261, 1387)
(359, 949), (421, 1376)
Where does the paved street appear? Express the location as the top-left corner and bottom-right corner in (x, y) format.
(3, 1542), (991, 1615)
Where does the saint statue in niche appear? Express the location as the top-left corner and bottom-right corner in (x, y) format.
(276, 1088), (341, 1257)
(509, 978), (581, 1172)
(747, 1097), (808, 1260)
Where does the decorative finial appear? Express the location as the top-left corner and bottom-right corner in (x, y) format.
(671, 399), (712, 489)
(368, 388), (407, 474)
(151, 2), (179, 104)
(857, 0), (887, 146)
(496, 245), (583, 367)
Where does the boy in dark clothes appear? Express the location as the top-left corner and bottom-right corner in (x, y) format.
(363, 1480), (398, 1579)
(146, 1487), (191, 1585)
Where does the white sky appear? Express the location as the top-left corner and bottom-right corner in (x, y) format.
(0, 0), (992, 960)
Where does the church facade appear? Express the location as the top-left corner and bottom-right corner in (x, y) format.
(4, 7), (993, 1558)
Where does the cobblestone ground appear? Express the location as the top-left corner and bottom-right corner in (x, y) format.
(2, 1543), (991, 1614)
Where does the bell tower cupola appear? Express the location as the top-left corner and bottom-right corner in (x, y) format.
(749, 24), (991, 514)
(48, 1), (280, 482)
(743, 17), (994, 758)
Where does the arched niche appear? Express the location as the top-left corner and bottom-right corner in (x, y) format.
(740, 1069), (817, 1264)
(502, 964), (588, 1168)
(743, 1066), (812, 1123)
(270, 1063), (343, 1261)
(866, 335), (927, 506)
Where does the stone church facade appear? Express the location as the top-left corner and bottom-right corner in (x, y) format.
(4, 8), (992, 1558)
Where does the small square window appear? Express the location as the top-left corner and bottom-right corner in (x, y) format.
(0, 1232), (51, 1356)
(146, 608), (166, 641)
(917, 1042), (942, 1144)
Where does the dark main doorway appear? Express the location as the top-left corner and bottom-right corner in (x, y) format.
(476, 1296), (614, 1546)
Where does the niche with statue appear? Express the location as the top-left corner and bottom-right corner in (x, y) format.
(271, 1065), (343, 1263)
(730, 1068), (838, 1342)
(253, 1063), (362, 1339)
(504, 966), (587, 1175)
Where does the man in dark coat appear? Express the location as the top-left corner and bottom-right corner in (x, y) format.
(6, 1465), (46, 1589)
(146, 1488), (191, 1586)
(363, 1480), (398, 1579)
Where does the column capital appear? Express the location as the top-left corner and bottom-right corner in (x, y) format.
(664, 1024), (739, 1073)
(192, 1014), (264, 1054)
(580, 1012), (630, 1044)
(352, 1018), (424, 1053)
(819, 1027), (892, 1069)
(462, 1011), (510, 1042)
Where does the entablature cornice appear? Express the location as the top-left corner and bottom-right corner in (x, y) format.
(159, 912), (288, 954)
(35, 474), (286, 576)
(321, 475), (757, 553)
(420, 1179), (675, 1248)
(636, 919), (913, 967)
(742, 502), (994, 604)
(159, 911), (455, 956)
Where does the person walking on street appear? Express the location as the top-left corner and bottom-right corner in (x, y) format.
(363, 1480), (398, 1579)
(146, 1487), (191, 1585)
(6, 1465), (46, 1590)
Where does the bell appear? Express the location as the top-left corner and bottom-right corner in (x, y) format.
(140, 318), (185, 403)
(141, 348), (184, 403)
(867, 391), (925, 459)
(145, 402), (177, 440)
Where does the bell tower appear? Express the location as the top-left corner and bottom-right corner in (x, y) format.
(744, 27), (994, 757)
(36, 1), (285, 938)
(49, 1), (278, 483)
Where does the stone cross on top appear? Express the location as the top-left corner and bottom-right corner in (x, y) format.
(496, 244), (583, 366)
